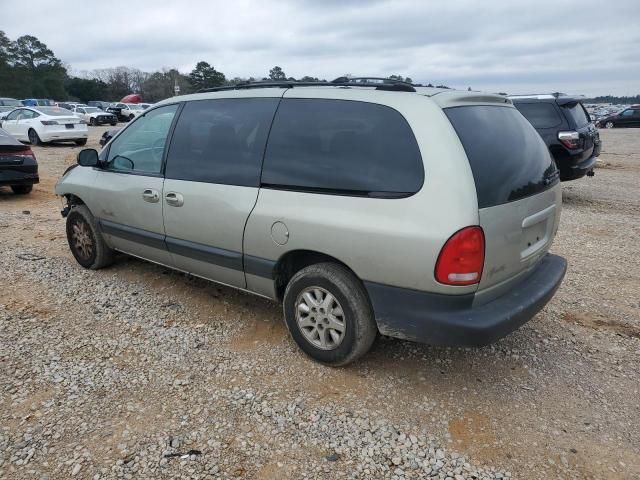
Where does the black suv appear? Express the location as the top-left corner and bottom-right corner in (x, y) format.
(511, 94), (601, 181)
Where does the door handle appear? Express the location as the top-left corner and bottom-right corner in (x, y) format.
(165, 191), (184, 207)
(142, 189), (159, 203)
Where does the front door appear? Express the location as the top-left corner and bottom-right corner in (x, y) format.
(161, 96), (281, 288)
(92, 103), (180, 266)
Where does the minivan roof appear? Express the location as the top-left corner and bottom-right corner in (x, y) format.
(158, 82), (511, 110)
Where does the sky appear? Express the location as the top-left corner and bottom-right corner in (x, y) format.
(2, 0), (639, 96)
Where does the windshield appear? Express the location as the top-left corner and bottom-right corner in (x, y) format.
(0, 106), (15, 112)
(84, 107), (100, 113)
(37, 107), (75, 116)
(1, 99), (21, 107)
(128, 104), (144, 110)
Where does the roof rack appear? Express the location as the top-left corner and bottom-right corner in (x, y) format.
(198, 77), (416, 93)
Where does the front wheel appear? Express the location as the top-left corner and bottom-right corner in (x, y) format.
(605, 121), (614, 129)
(283, 263), (377, 366)
(65, 204), (114, 269)
(128, 114), (134, 121)
(11, 184), (33, 194)
(28, 129), (41, 146)
(89, 117), (97, 126)
(75, 138), (87, 146)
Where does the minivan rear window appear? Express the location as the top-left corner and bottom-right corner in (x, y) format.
(561, 102), (590, 128)
(445, 106), (559, 208)
(262, 99), (423, 196)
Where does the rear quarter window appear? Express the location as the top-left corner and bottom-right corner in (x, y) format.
(262, 98), (423, 196)
(514, 103), (563, 128)
(445, 105), (559, 208)
(561, 102), (590, 128)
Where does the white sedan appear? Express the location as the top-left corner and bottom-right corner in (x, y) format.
(0, 106), (88, 146)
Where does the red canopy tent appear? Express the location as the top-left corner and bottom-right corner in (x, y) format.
(119, 94), (143, 103)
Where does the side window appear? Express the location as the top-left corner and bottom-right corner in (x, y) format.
(514, 103), (562, 129)
(262, 99), (424, 195)
(6, 109), (21, 120)
(621, 109), (634, 117)
(105, 104), (179, 174)
(165, 98), (279, 187)
(20, 110), (35, 120)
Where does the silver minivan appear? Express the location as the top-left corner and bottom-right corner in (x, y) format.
(56, 80), (567, 366)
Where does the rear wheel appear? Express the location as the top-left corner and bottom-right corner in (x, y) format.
(605, 121), (614, 129)
(283, 263), (377, 366)
(128, 114), (134, 121)
(89, 117), (97, 126)
(11, 184), (32, 194)
(28, 129), (41, 146)
(65, 204), (114, 269)
(75, 138), (87, 146)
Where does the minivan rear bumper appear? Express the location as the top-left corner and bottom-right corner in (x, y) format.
(365, 253), (567, 346)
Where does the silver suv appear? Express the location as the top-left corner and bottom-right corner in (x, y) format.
(56, 80), (567, 366)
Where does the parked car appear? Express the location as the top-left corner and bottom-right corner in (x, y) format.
(111, 103), (144, 122)
(107, 103), (144, 122)
(0, 106), (16, 120)
(56, 82), (567, 366)
(0, 97), (22, 107)
(72, 105), (118, 126)
(22, 98), (55, 107)
(0, 127), (39, 194)
(88, 101), (111, 111)
(99, 127), (121, 147)
(595, 106), (640, 128)
(1, 106), (88, 146)
(510, 94), (601, 181)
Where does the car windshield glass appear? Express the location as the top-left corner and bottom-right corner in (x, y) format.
(0, 106), (14, 112)
(561, 102), (589, 127)
(128, 104), (143, 110)
(37, 107), (74, 116)
(2, 99), (21, 106)
(84, 107), (100, 113)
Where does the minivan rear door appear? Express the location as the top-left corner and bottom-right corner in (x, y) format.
(445, 105), (561, 301)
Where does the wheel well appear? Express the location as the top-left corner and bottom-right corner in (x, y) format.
(64, 194), (85, 206)
(273, 250), (359, 301)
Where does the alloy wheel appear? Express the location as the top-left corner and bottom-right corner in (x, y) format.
(295, 287), (346, 350)
(72, 219), (94, 260)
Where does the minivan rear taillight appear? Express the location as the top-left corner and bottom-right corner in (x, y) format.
(558, 131), (583, 150)
(435, 226), (485, 286)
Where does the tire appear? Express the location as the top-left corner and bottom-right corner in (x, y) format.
(28, 129), (41, 146)
(128, 114), (134, 121)
(11, 184), (32, 194)
(111, 122), (117, 126)
(75, 138), (87, 146)
(283, 263), (377, 366)
(89, 117), (97, 126)
(65, 204), (114, 269)
(605, 121), (614, 129)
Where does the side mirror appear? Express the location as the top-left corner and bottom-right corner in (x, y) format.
(77, 148), (99, 167)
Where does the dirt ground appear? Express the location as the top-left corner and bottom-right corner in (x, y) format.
(0, 126), (639, 479)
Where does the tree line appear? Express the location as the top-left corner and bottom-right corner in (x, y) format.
(0, 32), (446, 104)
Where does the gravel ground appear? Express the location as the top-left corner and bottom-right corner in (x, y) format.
(0, 127), (638, 480)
